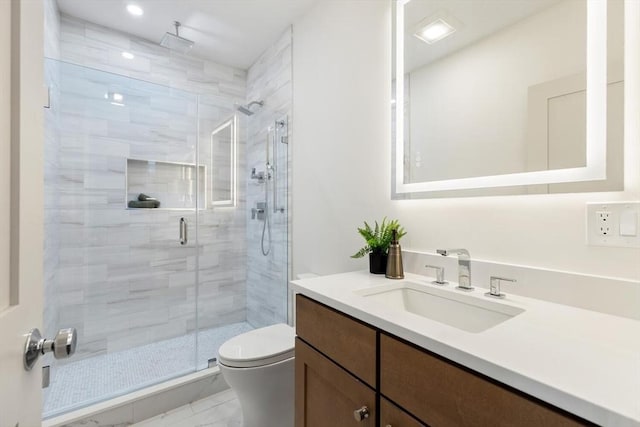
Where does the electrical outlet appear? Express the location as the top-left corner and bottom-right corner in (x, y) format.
(596, 211), (611, 235)
(587, 202), (640, 248)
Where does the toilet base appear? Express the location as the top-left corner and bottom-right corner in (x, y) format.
(219, 356), (294, 427)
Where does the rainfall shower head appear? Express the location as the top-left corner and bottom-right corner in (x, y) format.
(160, 21), (194, 54)
(237, 100), (264, 116)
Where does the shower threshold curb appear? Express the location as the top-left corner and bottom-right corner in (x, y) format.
(43, 367), (229, 427)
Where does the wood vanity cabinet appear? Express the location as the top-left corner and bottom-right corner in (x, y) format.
(380, 397), (426, 427)
(295, 295), (593, 427)
(295, 294), (377, 426)
(295, 338), (376, 427)
(295, 293), (376, 386)
(380, 334), (590, 427)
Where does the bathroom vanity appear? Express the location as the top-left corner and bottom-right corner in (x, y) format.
(291, 272), (640, 427)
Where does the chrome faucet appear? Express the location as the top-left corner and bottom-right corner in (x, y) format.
(436, 249), (473, 291)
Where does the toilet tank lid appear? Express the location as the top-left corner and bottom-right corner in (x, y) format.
(218, 323), (295, 368)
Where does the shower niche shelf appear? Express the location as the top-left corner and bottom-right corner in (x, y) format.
(126, 158), (207, 210)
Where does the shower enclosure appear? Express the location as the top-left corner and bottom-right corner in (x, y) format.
(42, 58), (290, 418)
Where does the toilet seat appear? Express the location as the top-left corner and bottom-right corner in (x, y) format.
(218, 323), (295, 368)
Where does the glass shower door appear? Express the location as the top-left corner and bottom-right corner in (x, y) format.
(193, 104), (291, 369)
(43, 59), (200, 417)
(193, 95), (253, 369)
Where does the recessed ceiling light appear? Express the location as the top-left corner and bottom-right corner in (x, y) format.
(414, 18), (456, 44)
(122, 51), (135, 60)
(126, 4), (144, 16)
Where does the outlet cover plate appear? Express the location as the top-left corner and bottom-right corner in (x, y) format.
(586, 202), (640, 248)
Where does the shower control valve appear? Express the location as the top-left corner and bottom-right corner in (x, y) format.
(251, 202), (266, 220)
(251, 168), (266, 182)
(251, 168), (271, 182)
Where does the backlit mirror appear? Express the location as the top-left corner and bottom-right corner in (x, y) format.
(210, 116), (237, 207)
(393, 0), (625, 198)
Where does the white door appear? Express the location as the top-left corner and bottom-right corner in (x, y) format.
(0, 1), (45, 426)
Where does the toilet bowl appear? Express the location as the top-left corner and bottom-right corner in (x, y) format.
(218, 323), (295, 427)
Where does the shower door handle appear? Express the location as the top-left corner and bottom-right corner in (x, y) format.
(179, 217), (187, 245)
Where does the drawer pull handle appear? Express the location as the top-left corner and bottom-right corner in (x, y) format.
(353, 406), (370, 422)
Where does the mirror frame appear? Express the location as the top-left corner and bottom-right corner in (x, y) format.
(394, 0), (608, 194)
(210, 115), (238, 207)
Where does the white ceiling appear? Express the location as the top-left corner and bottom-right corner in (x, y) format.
(56, 0), (318, 69)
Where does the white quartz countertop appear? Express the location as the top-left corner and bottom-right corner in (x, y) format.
(290, 271), (640, 427)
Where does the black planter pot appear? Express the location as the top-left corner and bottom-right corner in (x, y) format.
(369, 252), (388, 274)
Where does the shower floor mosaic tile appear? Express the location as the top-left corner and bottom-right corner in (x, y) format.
(43, 322), (253, 418)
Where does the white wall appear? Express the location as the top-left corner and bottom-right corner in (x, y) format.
(292, 1), (640, 288)
(292, 0), (392, 276)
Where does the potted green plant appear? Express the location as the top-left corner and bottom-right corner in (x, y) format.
(351, 218), (406, 274)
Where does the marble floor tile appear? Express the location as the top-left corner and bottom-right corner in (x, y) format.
(132, 389), (242, 427)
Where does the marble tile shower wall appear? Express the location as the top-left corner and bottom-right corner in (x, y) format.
(44, 0), (61, 60)
(45, 15), (250, 363)
(196, 98), (248, 332)
(59, 15), (246, 98)
(245, 28), (292, 328)
(53, 61), (203, 361)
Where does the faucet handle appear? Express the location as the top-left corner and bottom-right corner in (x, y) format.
(486, 276), (517, 299)
(437, 248), (469, 257)
(424, 265), (447, 285)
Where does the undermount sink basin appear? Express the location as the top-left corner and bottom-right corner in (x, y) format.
(355, 281), (524, 333)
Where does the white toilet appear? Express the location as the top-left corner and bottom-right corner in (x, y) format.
(218, 323), (295, 427)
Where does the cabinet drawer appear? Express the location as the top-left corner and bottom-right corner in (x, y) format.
(296, 294), (376, 386)
(380, 334), (591, 427)
(380, 397), (426, 427)
(295, 338), (376, 427)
